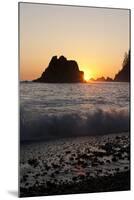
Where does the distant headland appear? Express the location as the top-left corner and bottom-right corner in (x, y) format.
(33, 56), (84, 83)
(90, 77), (113, 82)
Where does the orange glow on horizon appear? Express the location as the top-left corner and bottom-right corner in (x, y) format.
(84, 70), (92, 81)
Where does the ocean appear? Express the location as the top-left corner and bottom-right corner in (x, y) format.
(20, 82), (130, 142)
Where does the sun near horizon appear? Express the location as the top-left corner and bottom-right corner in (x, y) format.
(19, 3), (130, 81)
(83, 69), (93, 81)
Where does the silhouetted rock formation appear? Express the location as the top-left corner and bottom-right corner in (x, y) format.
(114, 51), (130, 82)
(33, 56), (84, 83)
(106, 77), (113, 82)
(95, 77), (105, 82)
(90, 78), (95, 81)
(90, 76), (113, 82)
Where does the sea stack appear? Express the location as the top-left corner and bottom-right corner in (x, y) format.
(33, 56), (84, 83)
(114, 51), (130, 82)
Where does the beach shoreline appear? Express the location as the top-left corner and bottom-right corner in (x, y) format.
(20, 132), (130, 197)
(20, 170), (130, 197)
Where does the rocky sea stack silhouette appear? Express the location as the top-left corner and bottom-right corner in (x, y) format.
(114, 51), (130, 82)
(33, 56), (84, 83)
(92, 76), (113, 82)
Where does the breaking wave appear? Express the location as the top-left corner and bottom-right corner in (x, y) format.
(20, 108), (129, 142)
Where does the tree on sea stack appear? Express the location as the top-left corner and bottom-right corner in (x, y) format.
(114, 51), (130, 82)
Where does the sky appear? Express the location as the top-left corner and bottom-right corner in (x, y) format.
(19, 3), (130, 81)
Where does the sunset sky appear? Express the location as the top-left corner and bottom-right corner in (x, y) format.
(19, 3), (130, 81)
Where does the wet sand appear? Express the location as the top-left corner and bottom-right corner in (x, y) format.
(20, 132), (130, 197)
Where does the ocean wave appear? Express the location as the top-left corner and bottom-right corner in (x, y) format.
(20, 108), (129, 142)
